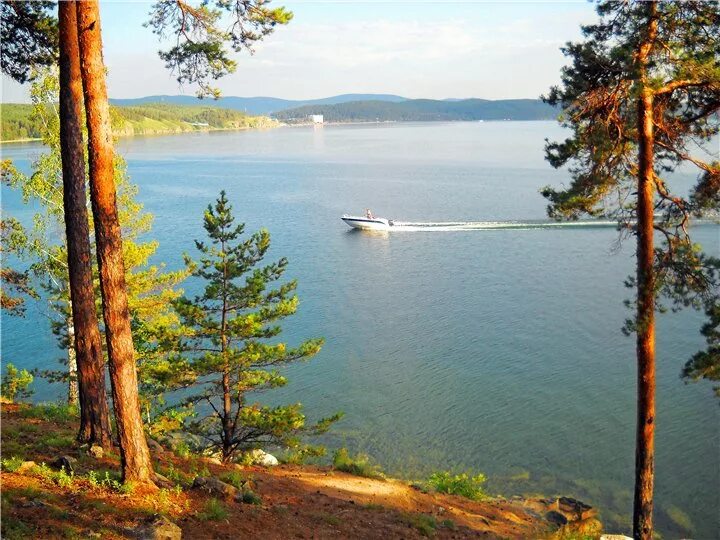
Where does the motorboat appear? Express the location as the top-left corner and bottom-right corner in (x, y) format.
(341, 213), (395, 231)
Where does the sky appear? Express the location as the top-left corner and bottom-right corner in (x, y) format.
(1, 1), (598, 102)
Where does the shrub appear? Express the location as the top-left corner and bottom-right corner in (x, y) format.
(197, 498), (228, 521)
(426, 471), (487, 501)
(0, 456), (24, 472)
(332, 448), (384, 479)
(20, 402), (78, 422)
(220, 471), (247, 490)
(240, 489), (262, 505)
(1, 364), (33, 402)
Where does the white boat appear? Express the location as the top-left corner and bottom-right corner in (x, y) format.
(341, 214), (395, 231)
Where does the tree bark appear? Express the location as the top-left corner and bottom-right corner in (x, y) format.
(633, 3), (658, 539)
(75, 0), (154, 485)
(58, 0), (112, 448)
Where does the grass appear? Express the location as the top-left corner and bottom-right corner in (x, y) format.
(401, 513), (439, 537)
(426, 471), (488, 501)
(239, 489), (262, 505)
(1, 456), (25, 472)
(20, 403), (79, 423)
(332, 448), (384, 480)
(219, 470), (247, 490)
(196, 498), (228, 521)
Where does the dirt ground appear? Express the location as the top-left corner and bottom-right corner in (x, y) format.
(1, 403), (600, 539)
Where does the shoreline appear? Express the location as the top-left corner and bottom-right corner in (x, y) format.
(0, 118), (560, 145)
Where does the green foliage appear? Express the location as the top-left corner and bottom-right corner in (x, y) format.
(240, 489), (262, 505)
(3, 70), (187, 408)
(1, 363), (34, 402)
(147, 0), (292, 98)
(146, 191), (340, 461)
(20, 402), (79, 423)
(0, 102), (277, 141)
(400, 513), (438, 537)
(542, 1), (720, 398)
(0, 1), (57, 84)
(196, 498), (228, 521)
(219, 470), (247, 490)
(0, 456), (25, 473)
(426, 471), (488, 501)
(332, 448), (384, 480)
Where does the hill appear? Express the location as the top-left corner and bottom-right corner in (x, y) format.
(271, 98), (558, 122)
(0, 103), (278, 142)
(1, 402), (602, 539)
(110, 94), (408, 115)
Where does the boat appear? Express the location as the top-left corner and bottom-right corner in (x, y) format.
(341, 213), (395, 231)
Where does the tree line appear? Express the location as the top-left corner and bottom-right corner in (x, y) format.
(1, 102), (275, 141)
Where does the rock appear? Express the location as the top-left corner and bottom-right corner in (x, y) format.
(201, 456), (222, 466)
(52, 455), (77, 472)
(15, 461), (37, 474)
(545, 510), (569, 526)
(248, 449), (279, 467)
(600, 536), (633, 540)
(192, 476), (237, 498)
(154, 473), (174, 489)
(147, 438), (165, 454)
(136, 515), (182, 540)
(556, 496), (597, 521)
(88, 445), (104, 459)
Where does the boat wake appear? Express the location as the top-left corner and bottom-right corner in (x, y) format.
(388, 220), (621, 232)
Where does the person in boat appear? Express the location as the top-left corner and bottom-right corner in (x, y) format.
(365, 208), (374, 219)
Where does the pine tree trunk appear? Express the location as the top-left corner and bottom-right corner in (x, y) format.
(633, 4), (658, 539)
(75, 0), (154, 485)
(58, 0), (112, 448)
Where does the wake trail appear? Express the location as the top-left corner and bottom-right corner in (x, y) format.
(387, 219), (718, 232)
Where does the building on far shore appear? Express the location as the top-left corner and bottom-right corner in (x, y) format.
(310, 114), (324, 124)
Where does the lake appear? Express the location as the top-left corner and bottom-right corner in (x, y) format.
(2, 121), (718, 537)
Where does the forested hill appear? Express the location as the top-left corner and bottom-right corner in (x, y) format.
(271, 98), (557, 122)
(0, 103), (278, 142)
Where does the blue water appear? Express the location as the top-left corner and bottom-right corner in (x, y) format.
(2, 122), (718, 538)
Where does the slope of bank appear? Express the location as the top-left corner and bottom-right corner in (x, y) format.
(1, 403), (602, 539)
(0, 103), (280, 143)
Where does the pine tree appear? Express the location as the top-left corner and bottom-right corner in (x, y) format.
(542, 2), (719, 538)
(149, 191), (340, 462)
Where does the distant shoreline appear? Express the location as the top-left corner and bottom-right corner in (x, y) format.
(0, 118), (558, 145)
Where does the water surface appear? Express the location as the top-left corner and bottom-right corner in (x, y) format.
(2, 122), (718, 537)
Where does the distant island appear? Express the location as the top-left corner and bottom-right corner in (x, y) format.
(272, 98), (558, 123)
(0, 103), (279, 143)
(1, 95), (558, 142)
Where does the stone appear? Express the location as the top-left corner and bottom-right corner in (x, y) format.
(192, 476), (237, 498)
(136, 515), (182, 540)
(147, 438), (165, 454)
(556, 496), (597, 521)
(88, 445), (104, 459)
(600, 536), (633, 540)
(201, 456), (222, 466)
(545, 510), (569, 526)
(52, 455), (77, 473)
(248, 449), (279, 467)
(15, 461), (37, 474)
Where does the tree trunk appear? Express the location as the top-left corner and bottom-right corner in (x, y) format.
(75, 0), (154, 485)
(633, 4), (658, 539)
(58, 0), (112, 448)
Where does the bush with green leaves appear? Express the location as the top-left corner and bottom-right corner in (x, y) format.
(1, 363), (33, 402)
(426, 471), (488, 501)
(332, 448), (384, 479)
